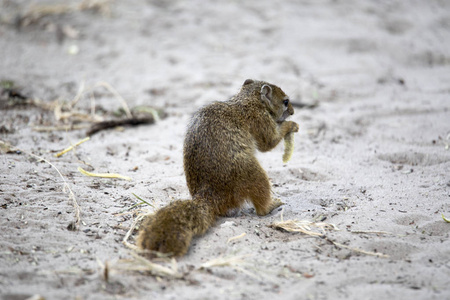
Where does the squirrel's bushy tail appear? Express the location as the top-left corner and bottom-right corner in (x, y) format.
(137, 198), (216, 257)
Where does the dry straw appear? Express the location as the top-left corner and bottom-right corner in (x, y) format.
(270, 208), (339, 237)
(78, 166), (132, 181)
(55, 137), (90, 157)
(107, 252), (182, 280)
(270, 208), (389, 258)
(227, 233), (246, 244)
(270, 218), (339, 237)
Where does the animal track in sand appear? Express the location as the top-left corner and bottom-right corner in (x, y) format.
(377, 151), (450, 167)
(394, 214), (431, 226)
(366, 240), (418, 260)
(419, 221), (450, 237)
(289, 167), (330, 182)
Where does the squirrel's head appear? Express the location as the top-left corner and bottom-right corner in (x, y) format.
(242, 79), (294, 123)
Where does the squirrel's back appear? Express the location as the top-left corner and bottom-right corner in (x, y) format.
(183, 100), (257, 215)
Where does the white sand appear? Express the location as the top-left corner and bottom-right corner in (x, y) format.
(1, 0), (449, 299)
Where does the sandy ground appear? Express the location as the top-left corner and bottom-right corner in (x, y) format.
(1, 0), (450, 299)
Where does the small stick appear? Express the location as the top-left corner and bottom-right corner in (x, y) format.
(55, 137), (90, 157)
(86, 116), (156, 136)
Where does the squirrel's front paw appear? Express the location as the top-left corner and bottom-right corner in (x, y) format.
(290, 121), (299, 133)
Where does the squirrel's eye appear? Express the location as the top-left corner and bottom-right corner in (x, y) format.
(283, 99), (289, 107)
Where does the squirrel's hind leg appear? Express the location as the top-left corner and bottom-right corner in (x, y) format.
(237, 162), (284, 216)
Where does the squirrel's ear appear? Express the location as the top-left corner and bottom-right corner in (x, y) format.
(260, 84), (273, 104)
(243, 79), (254, 86)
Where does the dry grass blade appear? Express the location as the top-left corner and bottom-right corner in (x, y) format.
(350, 230), (393, 235)
(326, 238), (389, 258)
(131, 193), (154, 208)
(113, 252), (181, 279)
(32, 96), (102, 126)
(70, 81), (131, 119)
(29, 81), (163, 135)
(270, 210), (388, 258)
(227, 233), (246, 244)
(33, 124), (90, 132)
(54, 108), (103, 123)
(70, 80), (86, 108)
(122, 214), (148, 251)
(78, 166), (132, 181)
(0, 140), (14, 154)
(270, 219), (339, 237)
(200, 254), (251, 269)
(96, 258), (108, 281)
(55, 137), (90, 157)
(200, 254), (258, 279)
(93, 81), (132, 119)
(23, 295), (44, 300)
(133, 106), (161, 122)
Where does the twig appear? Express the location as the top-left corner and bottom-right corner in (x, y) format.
(86, 116), (157, 136)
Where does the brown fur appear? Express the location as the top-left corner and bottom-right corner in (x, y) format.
(137, 79), (299, 257)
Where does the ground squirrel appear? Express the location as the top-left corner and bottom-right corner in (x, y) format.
(137, 79), (299, 257)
